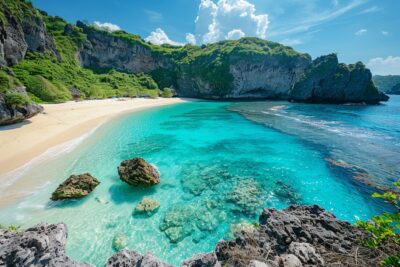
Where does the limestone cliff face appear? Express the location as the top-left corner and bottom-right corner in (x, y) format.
(0, 7), (59, 67)
(228, 57), (310, 99)
(290, 54), (389, 104)
(77, 22), (171, 73)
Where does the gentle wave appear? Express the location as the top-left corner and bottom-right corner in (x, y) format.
(0, 126), (99, 192)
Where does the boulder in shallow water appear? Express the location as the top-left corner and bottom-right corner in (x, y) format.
(50, 173), (100, 200)
(118, 157), (160, 186)
(134, 197), (160, 216)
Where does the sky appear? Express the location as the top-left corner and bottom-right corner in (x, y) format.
(31, 0), (400, 75)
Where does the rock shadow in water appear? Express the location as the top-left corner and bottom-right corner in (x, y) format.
(108, 183), (158, 205)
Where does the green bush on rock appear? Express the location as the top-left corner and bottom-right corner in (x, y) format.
(4, 93), (31, 106)
(357, 179), (400, 266)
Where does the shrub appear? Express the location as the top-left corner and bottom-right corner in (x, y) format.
(357, 179), (400, 266)
(161, 87), (173, 98)
(24, 75), (70, 103)
(4, 92), (31, 106)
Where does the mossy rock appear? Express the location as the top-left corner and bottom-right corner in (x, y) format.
(117, 157), (160, 186)
(50, 173), (100, 200)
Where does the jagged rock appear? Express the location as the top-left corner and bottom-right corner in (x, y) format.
(0, 88), (44, 126)
(105, 250), (172, 267)
(134, 197), (160, 216)
(0, 4), (59, 67)
(290, 54), (389, 104)
(277, 254), (302, 267)
(287, 242), (324, 266)
(248, 260), (271, 267)
(50, 173), (100, 200)
(181, 253), (221, 267)
(214, 205), (389, 266)
(0, 223), (92, 267)
(118, 158), (160, 186)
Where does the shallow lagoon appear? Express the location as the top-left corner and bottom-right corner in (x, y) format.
(1, 98), (399, 266)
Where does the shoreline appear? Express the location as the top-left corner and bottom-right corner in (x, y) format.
(0, 97), (190, 178)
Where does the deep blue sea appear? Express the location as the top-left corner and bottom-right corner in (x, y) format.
(0, 96), (399, 266)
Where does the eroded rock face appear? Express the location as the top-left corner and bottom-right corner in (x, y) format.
(0, 223), (92, 267)
(105, 250), (172, 267)
(77, 22), (171, 74)
(290, 54), (389, 104)
(0, 6), (59, 67)
(0, 88), (44, 126)
(118, 157), (160, 186)
(50, 173), (100, 200)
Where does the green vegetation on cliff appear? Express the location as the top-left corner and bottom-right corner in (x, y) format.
(0, 2), (162, 102)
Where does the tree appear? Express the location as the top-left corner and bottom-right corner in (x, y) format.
(161, 87), (173, 98)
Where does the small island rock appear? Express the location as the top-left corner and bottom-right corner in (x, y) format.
(50, 173), (100, 200)
(134, 197), (160, 216)
(117, 157), (160, 186)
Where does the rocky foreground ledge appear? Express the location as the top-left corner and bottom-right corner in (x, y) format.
(1, 205), (395, 267)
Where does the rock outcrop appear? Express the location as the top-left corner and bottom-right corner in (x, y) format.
(105, 250), (172, 267)
(0, 3), (59, 67)
(50, 173), (100, 201)
(290, 54), (389, 104)
(0, 87), (43, 126)
(0, 223), (91, 267)
(77, 21), (171, 73)
(1, 206), (397, 266)
(118, 157), (160, 186)
(134, 197), (160, 216)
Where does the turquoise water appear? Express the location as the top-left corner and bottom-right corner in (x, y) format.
(1, 98), (399, 266)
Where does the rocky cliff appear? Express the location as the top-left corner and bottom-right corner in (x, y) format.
(0, 0), (389, 105)
(78, 21), (171, 73)
(1, 205), (396, 267)
(290, 54), (389, 103)
(0, 1), (59, 67)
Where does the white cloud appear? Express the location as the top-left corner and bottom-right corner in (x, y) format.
(268, 0), (365, 38)
(186, 33), (197, 45)
(93, 21), (121, 32)
(355, 28), (367, 36)
(225, 29), (245, 40)
(280, 38), (303, 46)
(145, 28), (183, 46)
(367, 56), (400, 75)
(382, 31), (389, 36)
(192, 0), (269, 44)
(359, 6), (382, 14)
(144, 9), (163, 22)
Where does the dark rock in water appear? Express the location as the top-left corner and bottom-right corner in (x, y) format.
(290, 54), (389, 104)
(118, 157), (160, 186)
(51, 173), (100, 200)
(0, 223), (92, 266)
(105, 250), (172, 267)
(181, 253), (221, 267)
(0, 88), (44, 126)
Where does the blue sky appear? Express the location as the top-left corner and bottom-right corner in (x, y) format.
(32, 0), (400, 75)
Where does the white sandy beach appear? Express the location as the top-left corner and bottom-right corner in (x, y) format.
(0, 97), (189, 177)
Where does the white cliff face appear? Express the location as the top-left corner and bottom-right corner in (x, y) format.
(228, 58), (310, 98)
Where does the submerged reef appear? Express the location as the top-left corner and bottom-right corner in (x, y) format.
(2, 205), (397, 266)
